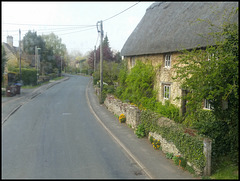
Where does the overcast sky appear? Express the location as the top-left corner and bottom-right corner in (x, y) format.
(2, 1), (154, 55)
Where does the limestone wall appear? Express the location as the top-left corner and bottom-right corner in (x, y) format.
(104, 94), (140, 129)
(104, 93), (211, 176)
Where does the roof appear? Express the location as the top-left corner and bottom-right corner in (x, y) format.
(121, 2), (238, 56)
(2, 42), (18, 55)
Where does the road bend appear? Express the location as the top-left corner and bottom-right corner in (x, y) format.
(2, 75), (148, 179)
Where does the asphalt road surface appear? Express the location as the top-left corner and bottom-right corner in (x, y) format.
(2, 75), (148, 179)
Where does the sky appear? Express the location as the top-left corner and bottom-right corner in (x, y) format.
(2, 1), (154, 55)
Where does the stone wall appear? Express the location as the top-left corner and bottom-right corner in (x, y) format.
(148, 131), (202, 175)
(104, 94), (140, 129)
(103, 93), (211, 176)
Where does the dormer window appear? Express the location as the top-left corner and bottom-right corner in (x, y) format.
(165, 54), (171, 68)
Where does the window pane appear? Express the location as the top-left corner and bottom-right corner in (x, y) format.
(165, 54), (171, 67)
(164, 85), (170, 99)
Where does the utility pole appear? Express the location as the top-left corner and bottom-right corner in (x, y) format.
(99, 20), (103, 103)
(61, 56), (63, 77)
(19, 29), (21, 83)
(94, 45), (96, 72)
(35, 46), (38, 84)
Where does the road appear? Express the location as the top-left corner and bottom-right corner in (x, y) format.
(2, 75), (148, 179)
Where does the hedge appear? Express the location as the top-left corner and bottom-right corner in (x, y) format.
(12, 68), (37, 86)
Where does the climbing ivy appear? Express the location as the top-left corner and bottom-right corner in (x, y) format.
(115, 60), (180, 122)
(140, 109), (206, 170)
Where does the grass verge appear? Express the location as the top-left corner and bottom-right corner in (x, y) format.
(206, 156), (239, 179)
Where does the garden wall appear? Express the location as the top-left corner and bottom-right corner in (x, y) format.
(104, 94), (140, 129)
(103, 93), (212, 176)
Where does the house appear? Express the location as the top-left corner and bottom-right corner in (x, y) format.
(2, 36), (36, 71)
(2, 36), (37, 86)
(121, 2), (238, 115)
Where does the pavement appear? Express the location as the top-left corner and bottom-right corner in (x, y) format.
(1, 75), (198, 179)
(86, 78), (197, 179)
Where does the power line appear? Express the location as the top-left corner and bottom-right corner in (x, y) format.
(3, 26), (96, 36)
(58, 27), (96, 36)
(3, 23), (95, 27)
(103, 1), (140, 22)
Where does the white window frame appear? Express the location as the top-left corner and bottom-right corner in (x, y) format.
(207, 53), (218, 61)
(130, 57), (135, 67)
(164, 85), (171, 100)
(204, 99), (211, 110)
(165, 54), (171, 68)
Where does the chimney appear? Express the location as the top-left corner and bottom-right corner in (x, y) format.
(7, 35), (13, 47)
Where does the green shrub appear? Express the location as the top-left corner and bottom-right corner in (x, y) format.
(190, 109), (238, 165)
(166, 152), (174, 159)
(140, 109), (206, 171)
(115, 60), (180, 122)
(118, 60), (156, 106)
(173, 155), (187, 168)
(135, 123), (146, 138)
(12, 68), (37, 86)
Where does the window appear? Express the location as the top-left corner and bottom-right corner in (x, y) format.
(207, 53), (218, 61)
(165, 54), (171, 67)
(164, 85), (171, 99)
(204, 99), (212, 110)
(130, 57), (135, 67)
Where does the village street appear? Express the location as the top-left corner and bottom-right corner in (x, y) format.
(2, 75), (193, 179)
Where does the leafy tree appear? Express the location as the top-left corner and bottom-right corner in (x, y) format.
(87, 35), (120, 69)
(173, 8), (238, 162)
(22, 30), (45, 57)
(102, 34), (114, 62)
(173, 8), (238, 121)
(93, 60), (120, 86)
(42, 33), (67, 74)
(2, 46), (8, 83)
(117, 60), (156, 105)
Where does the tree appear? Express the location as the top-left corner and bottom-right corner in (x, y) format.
(87, 35), (119, 69)
(173, 8), (238, 121)
(102, 35), (114, 62)
(42, 33), (67, 74)
(23, 30), (45, 56)
(2, 46), (7, 83)
(173, 8), (238, 162)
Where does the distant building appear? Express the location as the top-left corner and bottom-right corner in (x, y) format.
(2, 36), (36, 71)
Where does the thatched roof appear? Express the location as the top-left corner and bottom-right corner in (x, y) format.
(121, 2), (238, 56)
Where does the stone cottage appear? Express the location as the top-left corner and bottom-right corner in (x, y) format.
(121, 2), (238, 115)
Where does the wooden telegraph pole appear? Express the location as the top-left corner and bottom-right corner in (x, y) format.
(94, 45), (96, 72)
(97, 20), (103, 103)
(19, 29), (21, 83)
(100, 20), (103, 103)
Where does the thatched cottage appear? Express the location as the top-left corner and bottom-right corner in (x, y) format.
(121, 2), (238, 115)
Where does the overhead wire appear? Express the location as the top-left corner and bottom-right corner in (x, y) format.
(3, 2), (142, 50)
(58, 27), (96, 36)
(94, 2), (141, 48)
(3, 23), (95, 27)
(102, 1), (140, 22)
